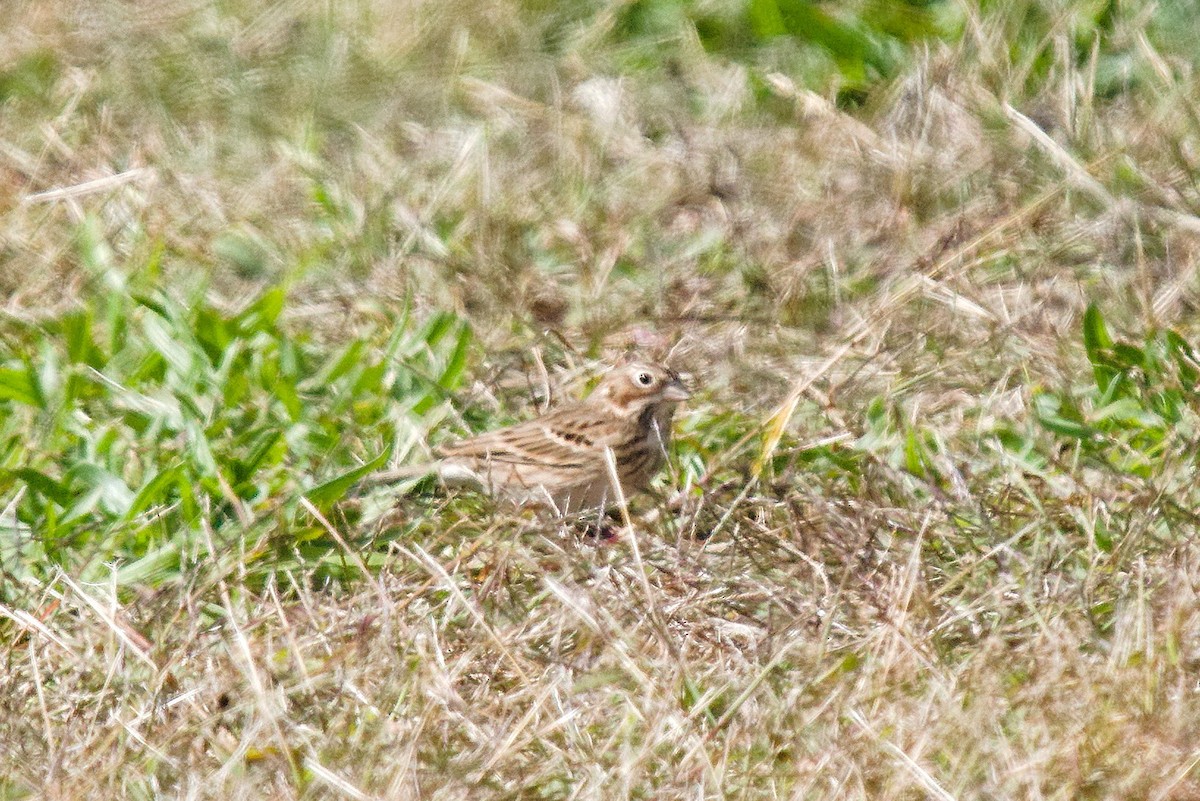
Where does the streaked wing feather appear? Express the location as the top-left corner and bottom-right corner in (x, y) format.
(436, 404), (608, 473)
(433, 395), (667, 512)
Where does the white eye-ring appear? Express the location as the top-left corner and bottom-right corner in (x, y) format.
(636, 371), (654, 386)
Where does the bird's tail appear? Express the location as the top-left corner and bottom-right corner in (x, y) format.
(356, 461), (485, 490)
(357, 463), (436, 487)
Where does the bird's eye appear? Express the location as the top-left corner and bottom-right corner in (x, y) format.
(636, 372), (654, 386)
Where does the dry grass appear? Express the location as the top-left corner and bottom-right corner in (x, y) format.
(5, 0), (1200, 798)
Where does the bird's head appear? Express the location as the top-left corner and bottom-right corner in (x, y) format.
(593, 361), (691, 418)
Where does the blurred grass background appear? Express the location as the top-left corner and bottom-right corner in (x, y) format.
(6, 0), (1200, 798)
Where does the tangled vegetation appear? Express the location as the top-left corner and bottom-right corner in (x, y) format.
(4, 0), (1200, 798)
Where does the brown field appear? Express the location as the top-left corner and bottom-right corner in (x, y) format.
(4, 1), (1200, 798)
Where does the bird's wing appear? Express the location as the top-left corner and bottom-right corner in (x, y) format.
(435, 403), (619, 474)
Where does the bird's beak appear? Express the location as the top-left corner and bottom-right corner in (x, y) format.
(662, 380), (691, 403)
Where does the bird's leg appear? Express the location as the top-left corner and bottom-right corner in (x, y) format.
(579, 507), (623, 543)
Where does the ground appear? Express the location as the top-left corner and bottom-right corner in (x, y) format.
(3, 1), (1200, 798)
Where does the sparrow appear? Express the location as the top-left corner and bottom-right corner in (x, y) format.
(370, 361), (690, 515)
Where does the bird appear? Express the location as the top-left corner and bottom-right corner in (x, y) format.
(368, 361), (691, 516)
